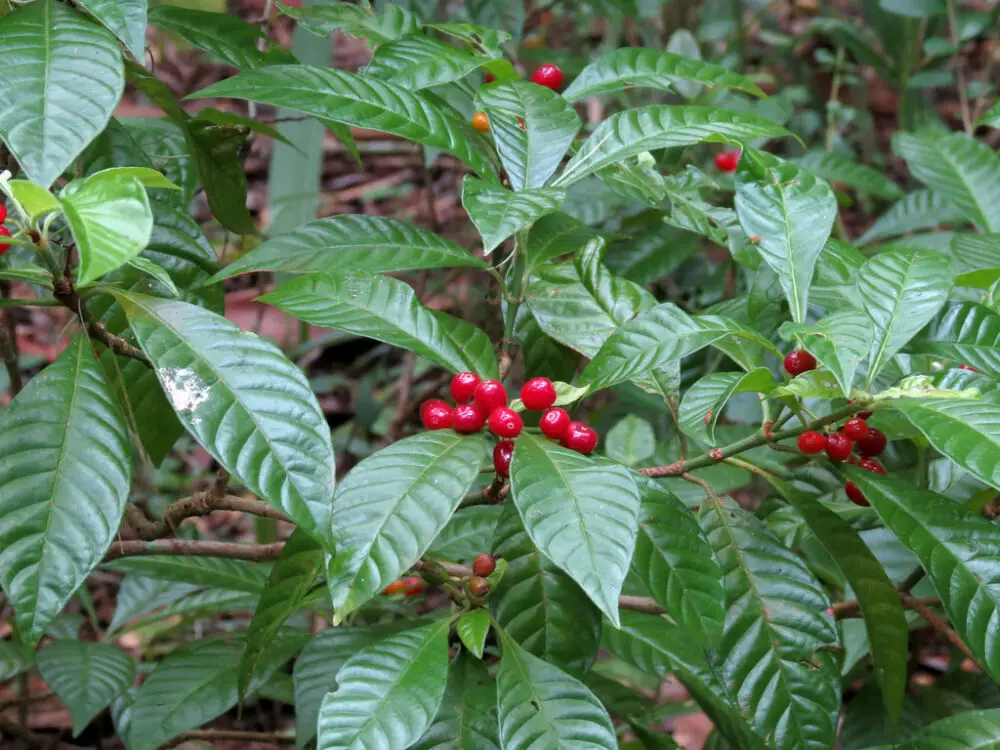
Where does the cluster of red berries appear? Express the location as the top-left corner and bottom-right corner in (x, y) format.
(467, 552), (496, 598)
(797, 415), (887, 507)
(715, 150), (741, 173)
(0, 204), (10, 255)
(383, 576), (426, 597)
(473, 64), (564, 132)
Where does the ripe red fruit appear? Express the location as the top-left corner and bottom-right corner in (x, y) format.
(530, 63), (564, 90)
(473, 553), (496, 577)
(857, 428), (887, 457)
(0, 226), (10, 255)
(540, 407), (571, 440)
(453, 404), (486, 433)
(797, 431), (827, 454)
(521, 377), (557, 411)
(825, 433), (853, 462)
(784, 350), (817, 376)
(451, 372), (480, 404)
(474, 379), (508, 413)
(493, 440), (514, 477)
(472, 112), (490, 131)
(859, 457), (886, 475)
(715, 150), (740, 172)
(562, 422), (598, 454)
(421, 401), (453, 430)
(842, 418), (869, 441)
(383, 579), (406, 595)
(0, 204), (7, 223)
(484, 73), (496, 83)
(488, 406), (523, 438)
(401, 576), (426, 596)
(960, 364), (979, 372)
(468, 576), (490, 598)
(845, 482), (869, 507)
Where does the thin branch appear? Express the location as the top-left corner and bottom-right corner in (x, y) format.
(902, 593), (980, 665)
(0, 313), (21, 396)
(160, 730), (295, 749)
(104, 539), (285, 563)
(619, 595), (666, 615)
(52, 278), (151, 366)
(831, 595), (940, 620)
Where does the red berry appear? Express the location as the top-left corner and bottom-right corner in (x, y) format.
(845, 482), (869, 507)
(825, 432), (852, 462)
(520, 377), (557, 411)
(488, 406), (523, 438)
(0, 204), (7, 223)
(468, 576), (490, 598)
(784, 350), (817, 376)
(484, 73), (496, 83)
(540, 407), (571, 440)
(493, 440), (514, 477)
(451, 372), (480, 404)
(0, 226), (10, 255)
(421, 401), (453, 430)
(561, 422), (598, 454)
(453, 404), (486, 433)
(960, 364), (979, 372)
(842, 418), (869, 442)
(401, 576), (426, 596)
(474, 379), (508, 413)
(473, 553), (496, 577)
(383, 579), (406, 595)
(715, 150), (740, 172)
(472, 112), (490, 132)
(797, 431), (827, 454)
(857, 428), (887, 458)
(858, 412), (873, 420)
(859, 457), (886, 475)
(530, 63), (564, 90)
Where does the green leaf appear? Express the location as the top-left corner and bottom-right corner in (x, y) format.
(778, 312), (873, 398)
(952, 234), (1000, 288)
(735, 149), (837, 322)
(103, 556), (269, 593)
(412, 653), (500, 750)
(857, 189), (967, 246)
(525, 213), (598, 273)
(893, 131), (1000, 232)
(887, 708), (1000, 749)
(475, 81), (581, 191)
(562, 47), (766, 101)
(794, 150), (903, 199)
(847, 470), (1000, 684)
(121, 117), (199, 205)
(490, 503), (601, 675)
(662, 166), (738, 244)
(913, 302), (1000, 376)
(239, 529), (323, 700)
(0, 262), (53, 287)
(457, 609), (491, 659)
(462, 178), (565, 254)
(0, 641), (35, 683)
(700, 499), (841, 750)
(127, 256), (179, 297)
(977, 101), (1000, 129)
(509, 432), (640, 626)
(37, 641), (135, 737)
(0, 336), (130, 645)
(630, 476), (726, 647)
(810, 239), (866, 311)
(186, 119), (257, 235)
(427, 505), (503, 563)
(74, 0), (147, 59)
(860, 248), (953, 383)
(87, 166), (180, 191)
(260, 271), (498, 377)
(365, 32), (484, 90)
(327, 431), (488, 622)
(317, 620), (451, 750)
(465, 0), (523, 40)
(0, 0), (124, 188)
(606, 415), (657, 466)
(278, 1), (418, 42)
(128, 632), (307, 750)
(114, 292), (336, 546)
(107, 577), (197, 634)
(6, 179), (62, 219)
(678, 368), (774, 445)
(554, 106), (793, 187)
(496, 631), (617, 750)
(189, 65), (498, 181)
(193, 106), (295, 147)
(207, 215), (483, 284)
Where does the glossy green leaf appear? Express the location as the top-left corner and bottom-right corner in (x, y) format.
(525, 263), (622, 357)
(327, 431), (488, 622)
(795, 150), (903, 199)
(123, 589), (259, 632)
(735, 150), (837, 322)
(525, 213), (598, 272)
(457, 609), (491, 659)
(75, 0), (147, 59)
(462, 178), (565, 254)
(239, 529), (323, 700)
(0, 336), (130, 645)
(662, 166), (737, 244)
(887, 708), (1000, 749)
(189, 65), (498, 180)
(104, 556), (269, 593)
(554, 106), (793, 187)
(366, 32), (483, 89)
(412, 653), (500, 750)
(37, 640), (135, 736)
(509, 432), (640, 626)
(893, 131), (1000, 232)
(951, 234), (1000, 288)
(6, 179), (62, 219)
(700, 499), (841, 750)
(107, 576), (197, 633)
(121, 117), (198, 205)
(186, 119), (257, 235)
(0, 0), (124, 188)
(978, 101), (1000, 129)
(278, 1), (417, 42)
(0, 262), (53, 287)
(490, 503), (601, 675)
(317, 620), (451, 750)
(563, 47), (765, 101)
(127, 256), (179, 297)
(475, 81), (581, 191)
(115, 292), (336, 546)
(0, 641), (35, 683)
(857, 189), (967, 246)
(811, 238), (866, 311)
(260, 271), (498, 377)
(779, 312), (873, 397)
(87, 166), (179, 191)
(913, 302), (1000, 377)
(427, 505), (503, 563)
(606, 415), (656, 466)
(208, 215), (483, 283)
(678, 368), (774, 445)
(860, 248), (952, 383)
(496, 631), (616, 750)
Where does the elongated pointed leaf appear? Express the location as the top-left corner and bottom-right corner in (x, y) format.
(107, 577), (198, 634)
(428, 505), (503, 563)
(317, 620), (451, 750)
(812, 238), (866, 310)
(779, 312), (873, 397)
(122, 589), (258, 631)
(700, 499), (841, 750)
(0, 336), (130, 645)
(509, 432), (640, 626)
(207, 215), (483, 283)
(490, 503), (601, 675)
(858, 189), (967, 246)
(888, 708), (1000, 749)
(37, 641), (135, 737)
(606, 415), (656, 466)
(328, 431), (488, 622)
(103, 556), (269, 593)
(860, 248), (952, 383)
(0, 0), (125, 188)
(0, 641), (35, 683)
(75, 0), (147, 59)
(413, 653), (500, 750)
(894, 131), (1000, 233)
(912, 302), (1000, 377)
(563, 47), (766, 101)
(189, 65), (498, 180)
(526, 213), (597, 272)
(795, 150), (903, 199)
(554, 107), (792, 187)
(366, 33), (484, 90)
(678, 368), (774, 445)
(462, 177), (565, 253)
(260, 271), (498, 377)
(457, 609), (491, 659)
(951, 234), (1000, 288)
(114, 292), (336, 546)
(735, 150), (837, 322)
(496, 631), (616, 750)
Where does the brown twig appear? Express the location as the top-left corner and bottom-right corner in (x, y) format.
(619, 595), (666, 615)
(0, 282), (22, 396)
(160, 730), (295, 748)
(104, 539), (285, 562)
(52, 278), (150, 366)
(831, 595), (940, 620)
(0, 716), (79, 749)
(902, 593), (980, 665)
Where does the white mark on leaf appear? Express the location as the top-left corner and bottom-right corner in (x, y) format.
(159, 367), (210, 414)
